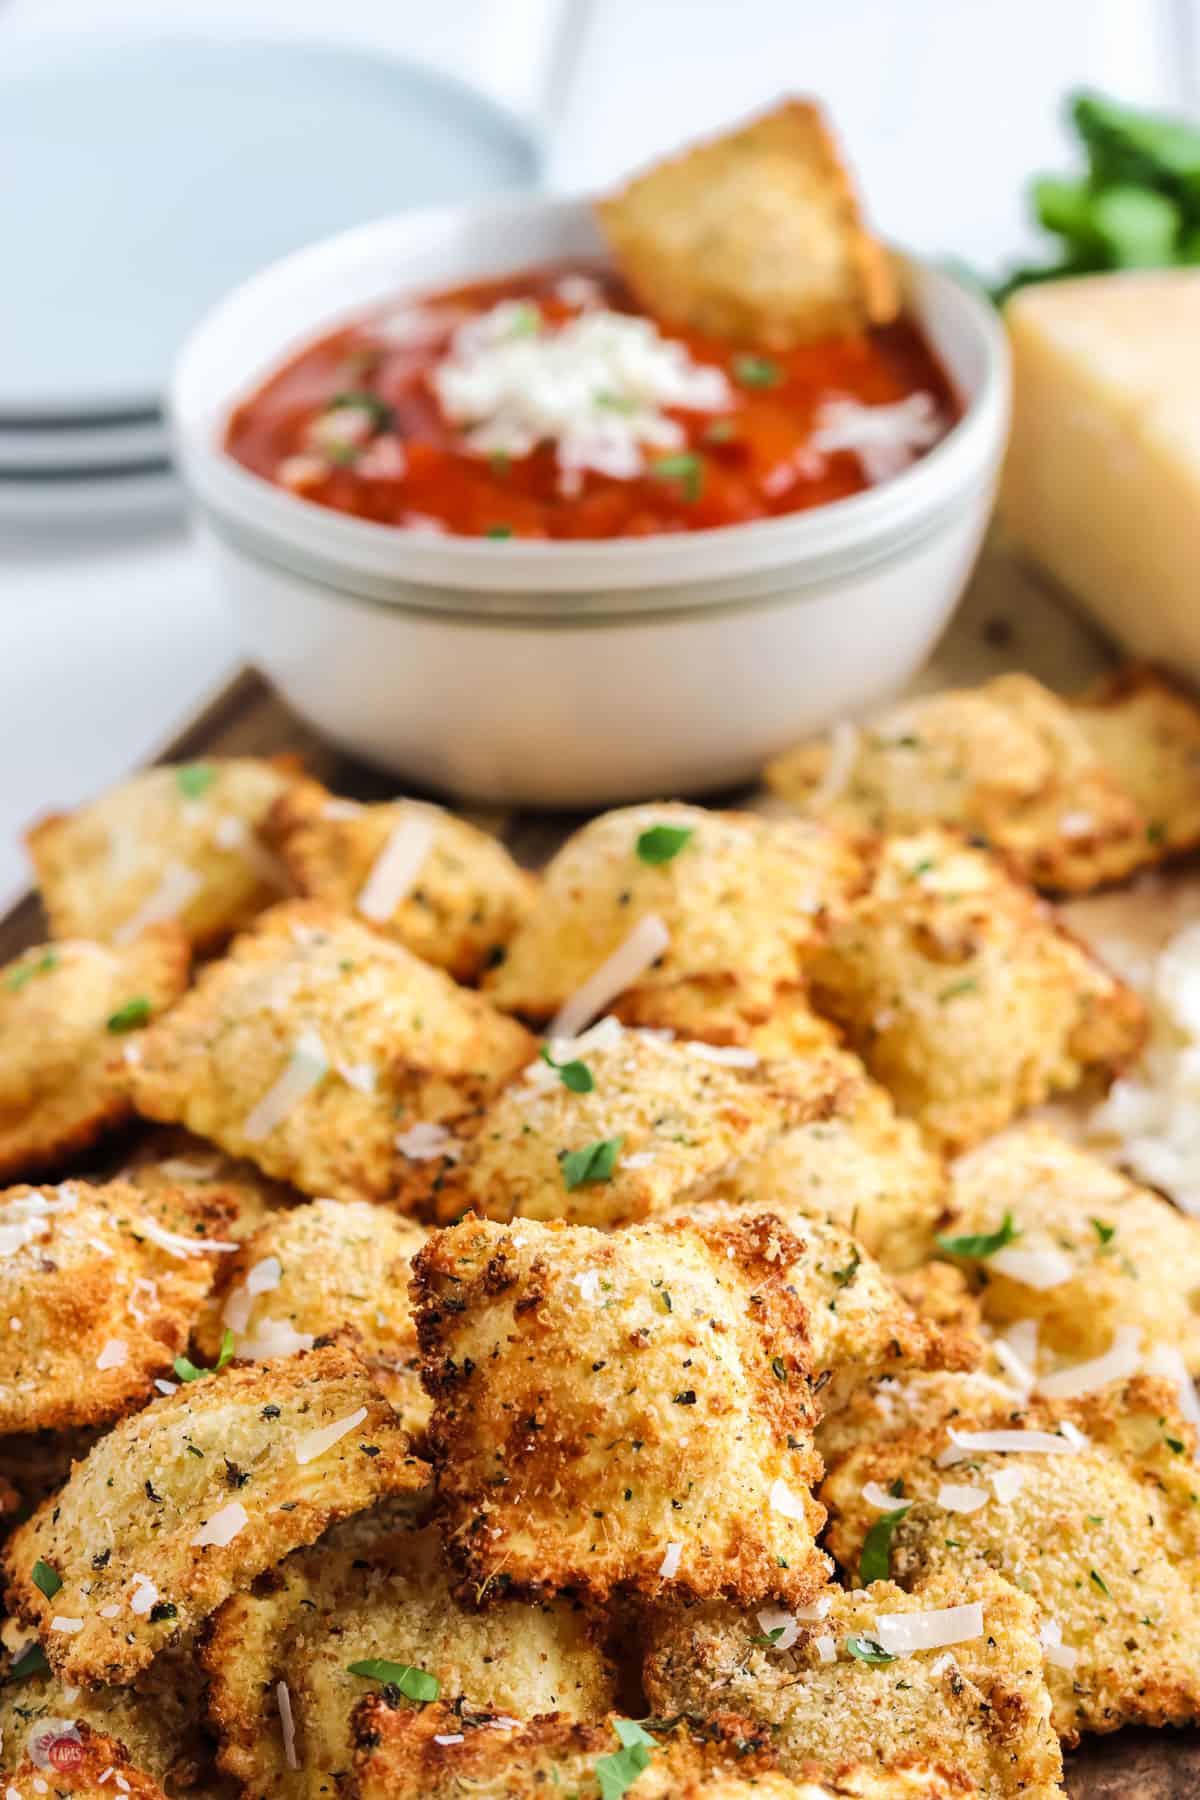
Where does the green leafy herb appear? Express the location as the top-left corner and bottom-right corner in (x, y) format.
(595, 1720), (657, 1800)
(106, 997), (151, 1034)
(651, 452), (703, 502)
(1090, 1568), (1111, 1598)
(733, 354), (781, 389)
(832, 1249), (861, 1289)
(346, 1659), (441, 1702)
(31, 1560), (61, 1600)
(939, 977), (979, 1002)
(5, 1642), (49, 1682)
(539, 1044), (595, 1093)
(772, 1357), (788, 1382)
(703, 418), (736, 443)
(484, 525), (513, 539)
(504, 303), (541, 339)
(325, 389), (393, 429)
(845, 1635), (896, 1666)
(174, 1329), (235, 1384)
(859, 1505), (912, 1583)
(936, 1212), (1022, 1260)
(489, 449), (511, 472)
(636, 824), (694, 865)
(1091, 1218), (1116, 1245)
(5, 950), (57, 992)
(560, 1136), (623, 1190)
(752, 1625), (787, 1646)
(175, 762), (216, 799)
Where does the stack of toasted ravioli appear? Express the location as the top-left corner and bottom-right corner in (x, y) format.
(3, 661), (1200, 1799)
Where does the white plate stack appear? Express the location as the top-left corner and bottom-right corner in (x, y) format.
(0, 406), (177, 527)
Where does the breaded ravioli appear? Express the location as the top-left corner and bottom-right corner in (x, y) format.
(264, 778), (538, 981)
(0, 930), (189, 1180)
(483, 804), (862, 1043)
(413, 1213), (829, 1607)
(118, 1126), (300, 1237)
(705, 1047), (946, 1272)
(0, 1177), (235, 1436)
(5, 1719), (167, 1799)
(194, 1197), (429, 1438)
(126, 902), (534, 1207)
(814, 1369), (1019, 1470)
(202, 1520), (613, 1800)
(941, 1124), (1200, 1373)
(1075, 665), (1200, 856)
(350, 1703), (870, 1800)
(2, 1345), (426, 1685)
(422, 1019), (850, 1227)
(596, 101), (898, 349)
(26, 757), (297, 951)
(765, 674), (1148, 892)
(642, 1570), (1062, 1798)
(819, 1375), (1200, 1741)
(808, 829), (1144, 1151)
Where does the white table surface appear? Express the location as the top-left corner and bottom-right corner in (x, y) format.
(2, 0), (1198, 904)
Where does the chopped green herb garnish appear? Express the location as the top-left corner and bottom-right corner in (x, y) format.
(489, 449), (511, 473)
(636, 823), (694, 865)
(346, 1659), (441, 1702)
(325, 389), (393, 429)
(936, 1212), (1022, 1260)
(539, 1044), (594, 1093)
(484, 525), (513, 539)
(560, 1136), (623, 1190)
(595, 1720), (657, 1800)
(106, 997), (151, 1034)
(5, 1643), (49, 1683)
(733, 354), (781, 388)
(1090, 1568), (1111, 1597)
(703, 418), (736, 444)
(752, 1625), (787, 1647)
(175, 762), (216, 799)
(772, 1357), (788, 1382)
(31, 1560), (61, 1600)
(650, 452), (703, 501)
(174, 1329), (235, 1384)
(939, 977), (979, 1002)
(5, 951), (57, 992)
(832, 1249), (861, 1289)
(846, 1635), (896, 1666)
(1091, 1218), (1116, 1245)
(859, 1504), (911, 1583)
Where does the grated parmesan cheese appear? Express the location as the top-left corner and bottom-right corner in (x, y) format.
(134, 1219), (237, 1259)
(861, 1481), (903, 1510)
(113, 860), (202, 945)
(938, 1424), (1084, 1467)
(191, 1501), (249, 1548)
(874, 1601), (984, 1657)
(237, 1319), (316, 1360)
(549, 915), (671, 1040)
(276, 1680), (300, 1771)
(129, 1575), (158, 1616)
(1144, 1342), (1200, 1438)
(1039, 1618), (1079, 1670)
(813, 1634), (837, 1664)
(294, 1405), (367, 1466)
(242, 1030), (329, 1141)
(768, 1478), (808, 1522)
(49, 1617), (84, 1633)
(95, 1338), (127, 1371)
(756, 1606), (800, 1651)
(937, 1481), (990, 1513)
(808, 720), (861, 811)
(395, 1121), (458, 1162)
(989, 1466), (1027, 1504)
(684, 1041), (759, 1068)
(809, 392), (942, 484)
(357, 815), (437, 923)
(988, 1244), (1075, 1290)
(523, 1016), (625, 1092)
(658, 1541), (682, 1579)
(1037, 1325), (1142, 1400)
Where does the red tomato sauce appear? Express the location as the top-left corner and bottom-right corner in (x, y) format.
(224, 263), (960, 539)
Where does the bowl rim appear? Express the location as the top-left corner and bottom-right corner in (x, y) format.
(170, 190), (1010, 603)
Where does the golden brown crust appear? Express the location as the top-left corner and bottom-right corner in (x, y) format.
(26, 756), (299, 951)
(424, 1022), (853, 1228)
(596, 100), (899, 349)
(819, 1375), (1200, 1742)
(5, 1719), (167, 1798)
(483, 804), (863, 1033)
(202, 1520), (613, 1800)
(642, 1570), (1062, 1797)
(193, 1197), (430, 1440)
(0, 929), (190, 1181)
(942, 1123), (1200, 1371)
(116, 1125), (301, 1237)
(1075, 664), (1200, 856)
(264, 779), (538, 981)
(2, 1344), (427, 1685)
(808, 829), (1145, 1151)
(0, 1177), (235, 1436)
(126, 901), (534, 1207)
(413, 1212), (829, 1607)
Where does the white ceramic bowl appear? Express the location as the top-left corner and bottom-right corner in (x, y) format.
(170, 194), (1010, 807)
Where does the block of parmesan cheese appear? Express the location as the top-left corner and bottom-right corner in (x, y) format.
(1001, 271), (1200, 673)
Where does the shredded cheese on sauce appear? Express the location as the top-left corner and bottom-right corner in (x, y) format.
(809, 393), (942, 484)
(357, 815), (437, 923)
(549, 914), (671, 1039)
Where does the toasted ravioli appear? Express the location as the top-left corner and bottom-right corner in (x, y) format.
(815, 1368), (1018, 1469)
(425, 1020), (848, 1227)
(642, 1570), (1061, 1797)
(119, 1127), (299, 1238)
(413, 1213), (829, 1606)
(126, 902), (534, 1207)
(1076, 665), (1200, 855)
(2, 1345), (426, 1685)
(483, 804), (863, 1038)
(943, 1123), (1200, 1372)
(5, 1719), (166, 1799)
(820, 1376), (1200, 1740)
(0, 1177), (235, 1436)
(202, 1521), (613, 1800)
(0, 931), (189, 1180)
(194, 1198), (429, 1437)
(808, 830), (1144, 1151)
(264, 779), (537, 981)
(27, 758), (297, 952)
(596, 101), (898, 350)
(706, 1048), (945, 1272)
(766, 676), (1147, 893)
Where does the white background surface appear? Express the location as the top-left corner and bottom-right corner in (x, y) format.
(3, 0), (1198, 900)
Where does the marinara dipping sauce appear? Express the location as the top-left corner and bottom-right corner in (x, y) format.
(225, 264), (959, 540)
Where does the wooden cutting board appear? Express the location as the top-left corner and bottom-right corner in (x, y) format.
(4, 542), (1200, 1793)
